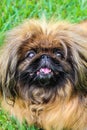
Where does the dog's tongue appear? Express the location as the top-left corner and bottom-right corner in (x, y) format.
(40, 68), (51, 74)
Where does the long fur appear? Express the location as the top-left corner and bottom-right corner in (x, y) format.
(0, 19), (87, 130)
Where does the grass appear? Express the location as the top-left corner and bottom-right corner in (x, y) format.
(0, 108), (39, 130)
(0, 0), (87, 129)
(0, 0), (87, 33)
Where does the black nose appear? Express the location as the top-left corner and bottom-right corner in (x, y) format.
(40, 54), (51, 67)
(41, 54), (50, 59)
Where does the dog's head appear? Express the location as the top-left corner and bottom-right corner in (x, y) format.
(0, 19), (87, 104)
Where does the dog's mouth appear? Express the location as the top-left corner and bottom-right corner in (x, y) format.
(33, 67), (58, 86)
(37, 67), (52, 75)
(29, 67), (56, 86)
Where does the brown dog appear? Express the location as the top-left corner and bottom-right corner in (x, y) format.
(0, 19), (87, 130)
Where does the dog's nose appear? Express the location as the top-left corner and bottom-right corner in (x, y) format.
(41, 54), (50, 59)
(41, 54), (51, 67)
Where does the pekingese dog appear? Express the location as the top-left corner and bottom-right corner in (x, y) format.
(0, 19), (87, 130)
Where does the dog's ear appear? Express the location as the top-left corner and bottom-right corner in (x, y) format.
(75, 23), (87, 94)
(0, 20), (41, 100)
(0, 25), (27, 99)
(56, 22), (87, 93)
(65, 24), (87, 94)
(71, 35), (87, 94)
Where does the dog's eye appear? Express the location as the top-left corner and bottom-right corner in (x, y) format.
(54, 50), (64, 59)
(26, 50), (36, 59)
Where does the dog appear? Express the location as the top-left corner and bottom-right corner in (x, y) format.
(0, 18), (87, 130)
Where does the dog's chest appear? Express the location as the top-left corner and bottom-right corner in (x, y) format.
(29, 104), (44, 127)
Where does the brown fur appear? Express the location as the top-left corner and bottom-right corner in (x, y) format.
(0, 19), (87, 130)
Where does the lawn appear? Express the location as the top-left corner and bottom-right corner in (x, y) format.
(0, 0), (87, 130)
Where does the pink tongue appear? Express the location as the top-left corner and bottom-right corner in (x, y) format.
(40, 68), (51, 74)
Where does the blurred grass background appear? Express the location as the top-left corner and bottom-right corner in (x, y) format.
(0, 0), (87, 129)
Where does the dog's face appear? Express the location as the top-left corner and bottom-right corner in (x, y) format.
(16, 35), (74, 103)
(0, 19), (87, 105)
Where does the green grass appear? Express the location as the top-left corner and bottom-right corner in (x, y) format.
(0, 108), (39, 130)
(0, 0), (87, 33)
(0, 0), (87, 129)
